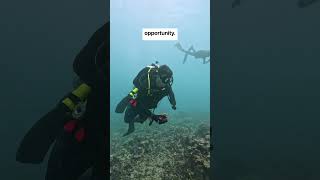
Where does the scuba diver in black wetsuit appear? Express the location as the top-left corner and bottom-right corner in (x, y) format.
(115, 62), (177, 136)
(174, 42), (210, 64)
(16, 22), (109, 180)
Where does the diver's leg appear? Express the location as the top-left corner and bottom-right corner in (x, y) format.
(175, 42), (191, 54)
(174, 42), (183, 51)
(189, 46), (196, 53)
(123, 105), (139, 136)
(134, 113), (149, 123)
(183, 53), (188, 64)
(46, 131), (93, 180)
(183, 46), (195, 64)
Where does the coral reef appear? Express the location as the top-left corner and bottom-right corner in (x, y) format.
(110, 113), (210, 180)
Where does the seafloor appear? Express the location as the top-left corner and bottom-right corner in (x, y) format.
(110, 111), (211, 180)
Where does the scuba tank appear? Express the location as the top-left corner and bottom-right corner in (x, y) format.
(115, 61), (159, 113)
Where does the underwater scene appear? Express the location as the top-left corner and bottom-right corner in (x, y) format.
(110, 0), (211, 179)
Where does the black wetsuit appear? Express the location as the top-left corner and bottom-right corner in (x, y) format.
(46, 22), (109, 180)
(124, 66), (176, 125)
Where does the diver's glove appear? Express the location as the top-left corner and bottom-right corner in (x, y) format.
(172, 105), (176, 110)
(151, 114), (168, 124)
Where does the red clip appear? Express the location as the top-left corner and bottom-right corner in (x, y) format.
(129, 99), (137, 107)
(74, 128), (85, 142)
(63, 120), (77, 133)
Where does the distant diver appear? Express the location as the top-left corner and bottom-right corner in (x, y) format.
(115, 62), (177, 136)
(174, 42), (210, 64)
(298, 0), (320, 7)
(232, 0), (242, 8)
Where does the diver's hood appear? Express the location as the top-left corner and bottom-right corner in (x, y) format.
(159, 65), (173, 78)
(159, 65), (173, 86)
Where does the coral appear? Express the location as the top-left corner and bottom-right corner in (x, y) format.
(110, 113), (211, 180)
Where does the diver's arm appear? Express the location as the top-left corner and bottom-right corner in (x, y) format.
(167, 85), (176, 109)
(140, 108), (153, 117)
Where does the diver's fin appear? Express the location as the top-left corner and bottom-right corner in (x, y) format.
(183, 53), (188, 64)
(175, 42), (184, 52)
(16, 105), (69, 164)
(203, 58), (208, 64)
(115, 95), (131, 113)
(189, 46), (196, 53)
(123, 122), (135, 136)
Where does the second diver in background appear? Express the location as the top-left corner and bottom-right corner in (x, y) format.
(174, 42), (210, 64)
(115, 62), (177, 136)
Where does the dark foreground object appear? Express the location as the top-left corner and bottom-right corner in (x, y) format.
(16, 105), (68, 163)
(232, 0), (242, 8)
(16, 22), (109, 180)
(46, 128), (105, 180)
(298, 0), (320, 8)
